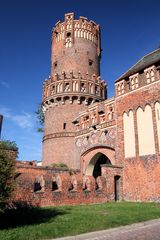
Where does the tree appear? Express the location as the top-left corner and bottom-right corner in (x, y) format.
(36, 103), (44, 132)
(0, 140), (17, 211)
(0, 140), (18, 152)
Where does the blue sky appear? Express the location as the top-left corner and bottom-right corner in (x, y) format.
(0, 0), (160, 161)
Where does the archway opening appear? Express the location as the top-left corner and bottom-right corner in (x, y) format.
(86, 152), (111, 178)
(93, 154), (111, 178)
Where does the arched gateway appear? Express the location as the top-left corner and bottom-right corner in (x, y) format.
(81, 146), (115, 177)
(86, 152), (112, 178)
(81, 147), (123, 201)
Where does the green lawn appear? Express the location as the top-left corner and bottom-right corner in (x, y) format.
(0, 202), (160, 240)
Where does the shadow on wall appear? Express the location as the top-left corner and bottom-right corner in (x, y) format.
(0, 201), (68, 230)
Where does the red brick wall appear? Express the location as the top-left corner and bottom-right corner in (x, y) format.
(115, 80), (160, 201)
(13, 166), (108, 206)
(123, 156), (160, 201)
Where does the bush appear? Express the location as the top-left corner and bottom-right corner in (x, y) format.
(51, 162), (69, 169)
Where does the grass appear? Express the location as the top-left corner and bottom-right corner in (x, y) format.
(0, 202), (160, 240)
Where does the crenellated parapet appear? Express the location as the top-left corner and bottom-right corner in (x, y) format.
(52, 13), (100, 53)
(42, 71), (107, 112)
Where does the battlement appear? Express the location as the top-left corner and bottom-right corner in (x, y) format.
(52, 12), (100, 50)
(44, 71), (104, 82)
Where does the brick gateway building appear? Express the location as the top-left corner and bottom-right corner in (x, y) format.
(13, 13), (160, 206)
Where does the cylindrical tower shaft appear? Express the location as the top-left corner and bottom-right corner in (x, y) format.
(42, 13), (107, 169)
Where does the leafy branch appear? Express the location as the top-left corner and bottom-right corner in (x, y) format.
(36, 103), (44, 132)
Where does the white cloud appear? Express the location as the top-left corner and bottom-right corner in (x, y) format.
(12, 113), (34, 128)
(0, 107), (11, 118)
(0, 107), (34, 129)
(0, 81), (10, 89)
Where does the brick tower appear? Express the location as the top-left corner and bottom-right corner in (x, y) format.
(42, 13), (106, 169)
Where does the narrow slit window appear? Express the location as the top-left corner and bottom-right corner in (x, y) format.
(54, 61), (57, 68)
(89, 59), (93, 66)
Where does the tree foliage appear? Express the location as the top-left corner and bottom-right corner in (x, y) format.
(36, 103), (44, 132)
(0, 140), (18, 152)
(0, 151), (16, 210)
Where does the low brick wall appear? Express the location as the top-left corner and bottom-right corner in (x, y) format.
(12, 165), (108, 207)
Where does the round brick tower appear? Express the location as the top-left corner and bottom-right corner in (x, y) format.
(42, 13), (107, 168)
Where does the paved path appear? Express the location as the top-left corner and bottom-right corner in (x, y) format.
(54, 219), (160, 240)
